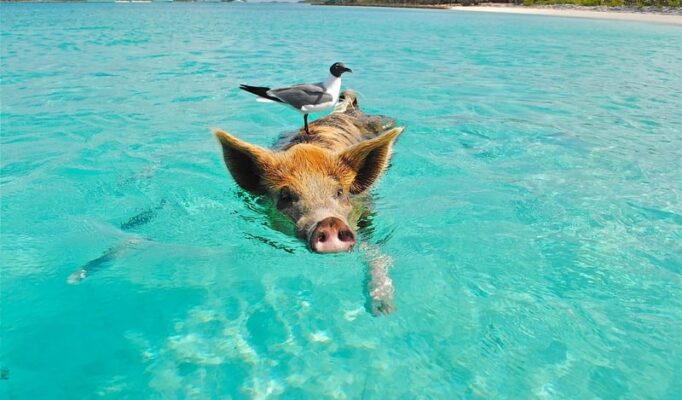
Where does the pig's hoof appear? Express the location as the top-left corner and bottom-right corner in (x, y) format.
(67, 268), (87, 285)
(371, 296), (395, 316)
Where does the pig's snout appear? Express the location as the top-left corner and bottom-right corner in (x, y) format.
(309, 217), (356, 253)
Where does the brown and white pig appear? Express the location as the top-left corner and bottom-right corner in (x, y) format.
(214, 91), (402, 314)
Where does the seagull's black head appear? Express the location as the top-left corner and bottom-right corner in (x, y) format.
(330, 62), (352, 78)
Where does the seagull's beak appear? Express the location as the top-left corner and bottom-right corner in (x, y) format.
(342, 67), (352, 74)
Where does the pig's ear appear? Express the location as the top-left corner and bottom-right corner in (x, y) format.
(213, 128), (273, 194)
(340, 127), (403, 194)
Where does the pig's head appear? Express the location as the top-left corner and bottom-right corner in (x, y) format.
(214, 127), (402, 253)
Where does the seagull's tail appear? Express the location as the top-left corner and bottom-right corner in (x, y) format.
(239, 84), (283, 103)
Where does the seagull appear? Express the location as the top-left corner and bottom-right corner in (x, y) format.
(239, 62), (352, 134)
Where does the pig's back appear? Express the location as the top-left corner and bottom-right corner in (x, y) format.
(275, 91), (396, 152)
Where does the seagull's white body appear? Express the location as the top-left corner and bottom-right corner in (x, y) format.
(240, 62), (352, 134)
(254, 74), (342, 114)
(299, 74), (341, 114)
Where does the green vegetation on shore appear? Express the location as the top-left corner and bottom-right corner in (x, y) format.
(314, 0), (680, 8)
(522, 0), (680, 7)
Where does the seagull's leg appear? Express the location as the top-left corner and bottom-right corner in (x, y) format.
(304, 114), (310, 134)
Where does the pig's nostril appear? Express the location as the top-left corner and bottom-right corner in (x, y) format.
(309, 217), (356, 253)
(338, 229), (354, 242)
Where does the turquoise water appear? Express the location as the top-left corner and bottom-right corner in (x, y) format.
(2, 3), (682, 398)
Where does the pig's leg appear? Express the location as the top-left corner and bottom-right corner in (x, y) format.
(360, 243), (395, 316)
(67, 199), (165, 284)
(67, 238), (145, 284)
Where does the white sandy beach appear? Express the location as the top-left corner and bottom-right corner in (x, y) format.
(450, 5), (682, 25)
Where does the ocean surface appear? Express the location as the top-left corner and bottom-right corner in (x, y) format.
(1, 3), (681, 399)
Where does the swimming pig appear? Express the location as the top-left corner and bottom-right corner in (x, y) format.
(215, 91), (402, 314)
(214, 91), (403, 254)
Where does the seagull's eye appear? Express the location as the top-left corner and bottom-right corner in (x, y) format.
(277, 187), (296, 209)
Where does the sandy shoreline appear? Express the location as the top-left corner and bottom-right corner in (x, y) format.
(450, 5), (682, 25)
(317, 3), (682, 25)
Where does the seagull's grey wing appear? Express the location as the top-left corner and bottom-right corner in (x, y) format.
(268, 84), (333, 109)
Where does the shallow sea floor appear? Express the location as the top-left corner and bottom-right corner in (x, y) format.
(1, 3), (682, 399)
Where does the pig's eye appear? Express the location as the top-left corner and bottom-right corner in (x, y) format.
(334, 188), (344, 199)
(277, 187), (296, 209)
